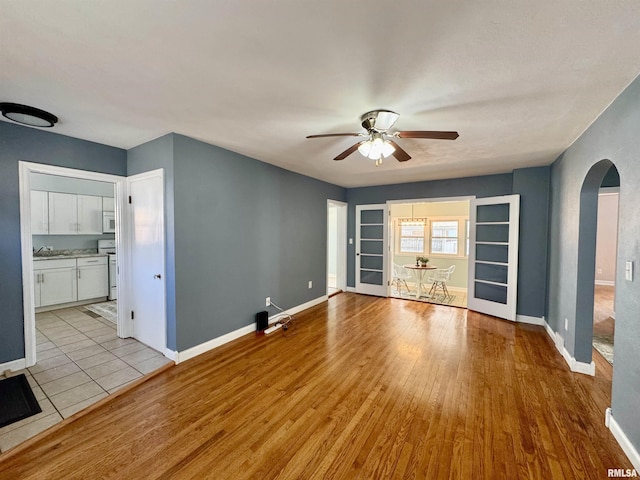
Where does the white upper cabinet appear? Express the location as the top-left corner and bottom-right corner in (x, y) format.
(103, 197), (115, 212)
(48, 192), (78, 234)
(46, 192), (103, 235)
(77, 195), (103, 234)
(30, 190), (49, 234)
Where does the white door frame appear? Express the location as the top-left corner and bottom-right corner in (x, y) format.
(327, 199), (347, 293)
(386, 196), (475, 296)
(18, 161), (126, 367)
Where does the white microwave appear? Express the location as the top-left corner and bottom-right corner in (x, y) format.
(103, 212), (116, 233)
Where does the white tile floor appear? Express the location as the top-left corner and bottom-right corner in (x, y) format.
(0, 305), (172, 453)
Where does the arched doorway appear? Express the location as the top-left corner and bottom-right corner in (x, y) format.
(575, 160), (620, 368)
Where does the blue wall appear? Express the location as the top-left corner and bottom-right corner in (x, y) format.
(512, 166), (550, 318)
(127, 134), (178, 351)
(171, 135), (346, 350)
(127, 134), (346, 352)
(0, 122), (126, 364)
(547, 74), (640, 452)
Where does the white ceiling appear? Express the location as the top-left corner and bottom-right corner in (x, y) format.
(2, 1), (640, 188)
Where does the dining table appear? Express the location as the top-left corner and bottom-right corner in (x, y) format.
(402, 264), (437, 299)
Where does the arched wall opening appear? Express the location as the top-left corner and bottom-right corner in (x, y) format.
(574, 160), (619, 364)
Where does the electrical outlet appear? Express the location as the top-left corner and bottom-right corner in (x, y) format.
(564, 318), (568, 330)
(308, 280), (313, 289)
(597, 268), (602, 274)
(266, 297), (271, 307)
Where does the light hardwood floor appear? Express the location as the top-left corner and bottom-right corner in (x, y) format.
(0, 293), (630, 479)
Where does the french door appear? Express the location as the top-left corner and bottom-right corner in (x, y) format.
(355, 204), (388, 296)
(467, 195), (520, 321)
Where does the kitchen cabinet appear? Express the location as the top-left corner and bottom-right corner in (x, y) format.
(31, 190), (49, 235)
(47, 192), (103, 234)
(34, 256), (108, 309)
(48, 192), (77, 234)
(33, 258), (77, 307)
(77, 256), (108, 300)
(77, 195), (103, 234)
(103, 197), (115, 212)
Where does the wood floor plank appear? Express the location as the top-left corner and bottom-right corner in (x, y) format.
(0, 293), (632, 479)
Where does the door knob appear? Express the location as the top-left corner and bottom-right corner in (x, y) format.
(154, 274), (162, 279)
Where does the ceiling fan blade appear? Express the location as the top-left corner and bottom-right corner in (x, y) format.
(334, 141), (365, 161)
(396, 130), (459, 140)
(306, 133), (362, 139)
(387, 140), (411, 162)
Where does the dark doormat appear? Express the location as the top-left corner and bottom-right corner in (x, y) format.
(0, 374), (42, 429)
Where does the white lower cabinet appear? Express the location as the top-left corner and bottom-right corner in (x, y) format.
(34, 259), (77, 307)
(77, 257), (108, 300)
(34, 256), (108, 308)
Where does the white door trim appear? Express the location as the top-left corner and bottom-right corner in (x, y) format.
(386, 197), (475, 296)
(327, 199), (347, 293)
(18, 161), (126, 367)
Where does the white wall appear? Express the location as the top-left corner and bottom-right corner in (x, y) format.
(595, 191), (619, 284)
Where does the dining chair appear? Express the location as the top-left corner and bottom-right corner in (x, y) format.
(392, 263), (413, 295)
(427, 265), (456, 299)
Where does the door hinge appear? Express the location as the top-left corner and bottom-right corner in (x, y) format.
(128, 196), (132, 204)
(131, 310), (135, 320)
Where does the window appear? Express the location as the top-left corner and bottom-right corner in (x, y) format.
(398, 221), (425, 254)
(430, 220), (459, 255)
(395, 216), (468, 257)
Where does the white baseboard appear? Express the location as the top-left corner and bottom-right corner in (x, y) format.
(609, 413), (640, 471)
(595, 280), (615, 286)
(174, 295), (328, 364)
(544, 320), (595, 376)
(268, 295), (327, 324)
(346, 286), (357, 293)
(516, 314), (545, 326)
(0, 358), (27, 374)
(175, 323), (256, 364)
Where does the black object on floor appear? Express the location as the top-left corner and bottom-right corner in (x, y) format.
(0, 374), (42, 429)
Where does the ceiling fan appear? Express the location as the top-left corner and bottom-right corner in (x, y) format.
(306, 109), (459, 165)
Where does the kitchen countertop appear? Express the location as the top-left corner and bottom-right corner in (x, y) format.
(33, 249), (108, 261)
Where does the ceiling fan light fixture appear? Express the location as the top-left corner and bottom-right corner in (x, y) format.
(358, 141), (373, 158)
(381, 140), (395, 158)
(358, 137), (395, 161)
(368, 137), (385, 160)
(0, 102), (58, 128)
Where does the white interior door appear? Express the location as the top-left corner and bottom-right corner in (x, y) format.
(356, 204), (388, 297)
(467, 195), (520, 321)
(127, 170), (166, 353)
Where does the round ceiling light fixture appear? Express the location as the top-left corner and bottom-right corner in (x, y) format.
(0, 102), (58, 128)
